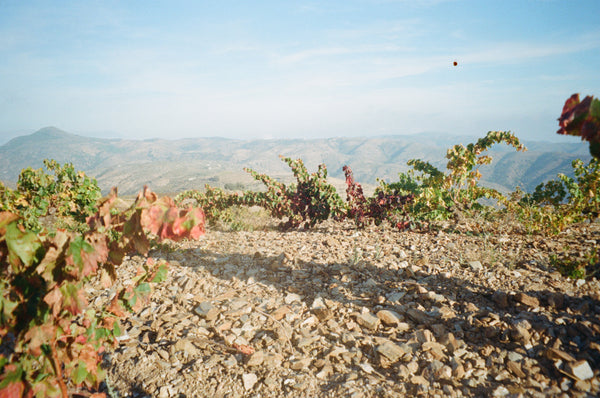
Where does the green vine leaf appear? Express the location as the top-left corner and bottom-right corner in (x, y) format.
(5, 222), (43, 270)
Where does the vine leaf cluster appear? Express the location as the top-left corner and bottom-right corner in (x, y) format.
(557, 93), (600, 159)
(1, 179), (205, 397)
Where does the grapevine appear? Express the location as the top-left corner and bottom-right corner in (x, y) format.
(1, 184), (205, 397)
(343, 166), (414, 229)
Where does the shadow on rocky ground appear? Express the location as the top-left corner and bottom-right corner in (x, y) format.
(98, 220), (600, 397)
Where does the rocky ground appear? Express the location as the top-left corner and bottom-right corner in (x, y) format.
(90, 218), (600, 397)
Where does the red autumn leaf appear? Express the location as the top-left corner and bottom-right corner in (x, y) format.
(396, 221), (411, 231)
(0, 380), (26, 398)
(60, 283), (87, 315)
(43, 287), (63, 318)
(188, 209), (206, 240)
(74, 334), (87, 344)
(140, 205), (164, 236)
(170, 211), (188, 238)
(100, 315), (117, 331)
(86, 189), (117, 230)
(24, 324), (56, 356)
(80, 235), (109, 279)
(122, 211), (150, 255)
(557, 94), (592, 135)
(106, 295), (127, 318)
(35, 242), (63, 284)
(581, 115), (600, 142)
(170, 208), (205, 241)
(78, 342), (100, 373)
(158, 208), (180, 240)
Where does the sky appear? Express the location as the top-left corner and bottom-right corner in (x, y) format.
(0, 0), (599, 143)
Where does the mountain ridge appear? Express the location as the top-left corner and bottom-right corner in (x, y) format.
(0, 127), (592, 196)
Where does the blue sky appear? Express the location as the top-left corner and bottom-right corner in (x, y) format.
(0, 0), (599, 142)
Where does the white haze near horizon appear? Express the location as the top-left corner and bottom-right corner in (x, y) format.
(0, 0), (599, 144)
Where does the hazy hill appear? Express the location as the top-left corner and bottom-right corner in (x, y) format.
(0, 126), (592, 196)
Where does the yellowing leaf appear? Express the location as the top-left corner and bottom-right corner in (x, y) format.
(5, 222), (43, 269)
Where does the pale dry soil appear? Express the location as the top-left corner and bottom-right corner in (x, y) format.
(89, 219), (600, 398)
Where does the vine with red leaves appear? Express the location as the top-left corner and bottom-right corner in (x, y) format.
(343, 166), (414, 230)
(557, 93), (600, 159)
(0, 185), (205, 397)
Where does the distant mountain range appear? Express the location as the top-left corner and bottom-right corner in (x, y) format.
(0, 126), (592, 196)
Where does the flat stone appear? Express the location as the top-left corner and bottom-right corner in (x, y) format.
(397, 364), (412, 379)
(492, 386), (510, 397)
(245, 351), (265, 367)
(377, 341), (406, 363)
(328, 345), (348, 358)
(411, 375), (429, 387)
(296, 336), (318, 348)
(312, 307), (333, 321)
(284, 293), (302, 304)
(422, 341), (446, 354)
(263, 353), (283, 368)
(290, 357), (312, 370)
(426, 291), (446, 303)
(359, 363), (375, 374)
(313, 359), (326, 369)
(223, 355), (237, 368)
(468, 261), (483, 271)
(515, 292), (539, 308)
(396, 322), (411, 333)
(440, 332), (461, 353)
(376, 310), (402, 326)
(271, 305), (291, 321)
(172, 338), (200, 357)
(356, 312), (380, 330)
(506, 360), (526, 378)
(263, 376), (278, 388)
(407, 360), (419, 374)
(300, 316), (318, 328)
(194, 301), (214, 318)
(511, 325), (530, 343)
(574, 379), (592, 392)
(415, 329), (435, 343)
(566, 360), (594, 381)
(546, 348), (576, 362)
(405, 308), (431, 324)
(242, 373), (258, 390)
(507, 351), (523, 362)
(229, 298), (249, 310)
(316, 365), (334, 380)
(387, 290), (407, 303)
(311, 297), (326, 309)
(452, 363), (465, 379)
(436, 306), (456, 320)
(364, 278), (378, 287)
(216, 320), (232, 333)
